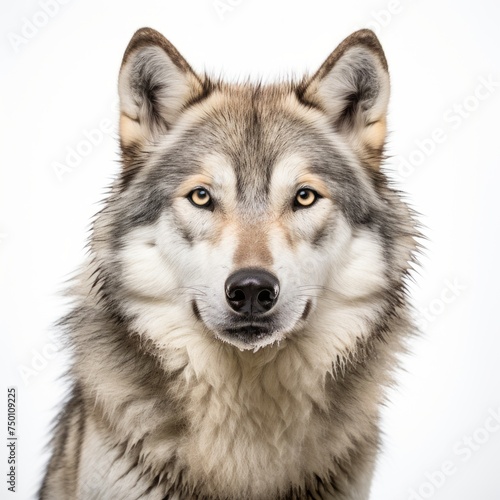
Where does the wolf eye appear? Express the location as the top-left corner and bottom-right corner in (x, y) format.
(294, 188), (319, 208)
(188, 188), (212, 209)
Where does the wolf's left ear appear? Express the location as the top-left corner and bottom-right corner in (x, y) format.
(118, 28), (205, 164)
(299, 30), (389, 170)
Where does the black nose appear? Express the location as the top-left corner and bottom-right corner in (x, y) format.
(225, 268), (280, 315)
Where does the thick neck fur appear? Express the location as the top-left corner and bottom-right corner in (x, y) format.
(66, 266), (408, 499)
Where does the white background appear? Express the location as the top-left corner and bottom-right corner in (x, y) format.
(1, 0), (499, 498)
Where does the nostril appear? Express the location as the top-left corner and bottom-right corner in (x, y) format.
(257, 289), (273, 307)
(230, 289), (246, 302)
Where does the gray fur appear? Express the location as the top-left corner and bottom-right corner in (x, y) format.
(41, 28), (419, 500)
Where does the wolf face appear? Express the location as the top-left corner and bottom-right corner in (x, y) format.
(91, 28), (414, 357)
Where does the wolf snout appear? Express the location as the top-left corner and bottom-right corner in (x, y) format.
(225, 268), (279, 315)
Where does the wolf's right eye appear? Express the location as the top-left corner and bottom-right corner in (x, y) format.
(188, 188), (213, 209)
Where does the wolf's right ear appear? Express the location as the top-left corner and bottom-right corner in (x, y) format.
(118, 28), (205, 162)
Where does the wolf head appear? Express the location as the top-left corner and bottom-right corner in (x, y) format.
(91, 28), (415, 356)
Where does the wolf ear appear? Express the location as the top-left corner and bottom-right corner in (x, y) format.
(118, 28), (205, 164)
(299, 30), (390, 170)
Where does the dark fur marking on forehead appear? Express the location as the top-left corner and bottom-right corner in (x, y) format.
(219, 88), (281, 207)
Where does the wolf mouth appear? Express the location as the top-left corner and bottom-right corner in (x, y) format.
(224, 324), (273, 338)
(192, 298), (313, 345)
(220, 324), (275, 346)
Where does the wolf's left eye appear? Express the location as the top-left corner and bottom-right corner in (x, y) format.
(294, 188), (319, 208)
(188, 188), (213, 209)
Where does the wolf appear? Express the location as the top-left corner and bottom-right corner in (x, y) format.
(40, 27), (418, 499)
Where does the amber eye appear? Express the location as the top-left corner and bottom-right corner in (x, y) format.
(188, 188), (212, 208)
(294, 188), (319, 208)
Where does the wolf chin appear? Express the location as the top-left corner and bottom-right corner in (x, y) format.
(41, 27), (418, 500)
